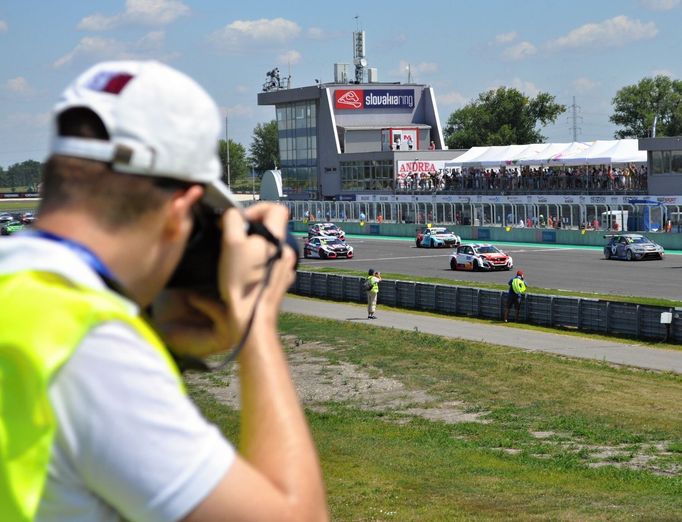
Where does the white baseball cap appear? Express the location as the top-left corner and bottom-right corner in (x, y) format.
(50, 60), (238, 209)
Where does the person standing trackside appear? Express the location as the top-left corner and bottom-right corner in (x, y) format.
(504, 270), (527, 323)
(0, 60), (328, 522)
(366, 268), (381, 319)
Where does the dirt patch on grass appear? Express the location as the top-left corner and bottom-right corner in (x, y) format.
(187, 336), (680, 477)
(186, 337), (489, 424)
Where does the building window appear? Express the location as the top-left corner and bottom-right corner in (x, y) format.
(672, 150), (682, 174)
(651, 149), (682, 174)
(277, 100), (318, 196)
(651, 150), (670, 174)
(340, 160), (394, 192)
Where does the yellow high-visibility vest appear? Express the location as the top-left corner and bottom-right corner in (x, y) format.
(0, 270), (182, 521)
(512, 277), (527, 295)
(366, 275), (379, 293)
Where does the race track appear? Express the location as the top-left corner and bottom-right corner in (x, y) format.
(297, 236), (682, 301)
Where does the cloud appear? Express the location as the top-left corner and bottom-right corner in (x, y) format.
(4, 77), (34, 95)
(209, 18), (301, 53)
(78, 0), (190, 31)
(136, 30), (165, 50)
(495, 32), (517, 44)
(638, 0), (680, 10)
(398, 60), (438, 80)
(414, 62), (438, 74)
(496, 78), (540, 97)
(437, 90), (467, 107)
(53, 31), (167, 68)
(572, 76), (599, 93)
(547, 15), (658, 50)
(501, 41), (537, 61)
(307, 27), (326, 40)
(0, 20), (7, 33)
(279, 50), (302, 65)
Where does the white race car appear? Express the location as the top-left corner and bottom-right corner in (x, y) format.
(449, 243), (513, 271)
(307, 222), (346, 241)
(303, 236), (354, 259)
(416, 226), (461, 248)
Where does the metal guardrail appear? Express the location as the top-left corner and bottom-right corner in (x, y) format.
(291, 271), (681, 343)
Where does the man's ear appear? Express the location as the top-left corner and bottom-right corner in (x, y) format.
(164, 185), (204, 241)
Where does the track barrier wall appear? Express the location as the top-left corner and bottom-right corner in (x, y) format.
(291, 271), (682, 343)
(290, 221), (682, 250)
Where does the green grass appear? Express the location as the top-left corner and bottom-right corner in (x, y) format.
(289, 295), (682, 352)
(189, 314), (682, 521)
(299, 265), (682, 309)
(0, 200), (39, 212)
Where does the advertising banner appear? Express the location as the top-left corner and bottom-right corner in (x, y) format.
(335, 89), (415, 110)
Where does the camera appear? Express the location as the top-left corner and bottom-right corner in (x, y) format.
(166, 203), (299, 291)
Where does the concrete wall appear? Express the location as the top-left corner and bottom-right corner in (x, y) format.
(292, 221), (682, 249)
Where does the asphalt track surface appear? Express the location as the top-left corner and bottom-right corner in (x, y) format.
(297, 235), (682, 301)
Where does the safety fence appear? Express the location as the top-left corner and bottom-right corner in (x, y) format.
(291, 271), (682, 343)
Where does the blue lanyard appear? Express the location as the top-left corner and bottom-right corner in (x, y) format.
(26, 229), (118, 283)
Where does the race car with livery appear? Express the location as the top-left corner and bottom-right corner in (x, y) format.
(416, 226), (461, 248)
(0, 221), (25, 236)
(303, 236), (354, 259)
(308, 222), (346, 241)
(449, 243), (513, 271)
(603, 234), (664, 261)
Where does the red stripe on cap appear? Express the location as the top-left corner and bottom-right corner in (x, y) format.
(102, 73), (134, 94)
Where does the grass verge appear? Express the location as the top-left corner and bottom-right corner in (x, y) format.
(189, 314), (682, 521)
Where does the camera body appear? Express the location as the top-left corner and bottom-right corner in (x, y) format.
(166, 203), (299, 291)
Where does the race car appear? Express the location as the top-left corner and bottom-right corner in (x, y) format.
(603, 234), (664, 261)
(449, 243), (513, 271)
(21, 212), (36, 224)
(416, 226), (461, 248)
(308, 222), (346, 241)
(0, 221), (25, 236)
(303, 236), (354, 259)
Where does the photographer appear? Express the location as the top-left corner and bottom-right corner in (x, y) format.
(365, 269), (381, 319)
(0, 61), (328, 521)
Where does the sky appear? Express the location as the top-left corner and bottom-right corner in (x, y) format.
(1, 0), (681, 168)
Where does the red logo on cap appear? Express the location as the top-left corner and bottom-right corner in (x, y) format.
(87, 72), (134, 94)
(335, 90), (364, 109)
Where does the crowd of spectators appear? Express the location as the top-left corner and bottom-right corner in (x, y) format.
(396, 164), (647, 194)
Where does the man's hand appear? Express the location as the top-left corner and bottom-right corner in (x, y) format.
(218, 203), (296, 336)
(153, 203), (296, 358)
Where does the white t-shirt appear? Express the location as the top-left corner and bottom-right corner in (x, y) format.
(0, 235), (235, 522)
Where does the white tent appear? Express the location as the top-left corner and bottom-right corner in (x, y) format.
(513, 142), (572, 166)
(460, 144), (532, 168)
(444, 146), (489, 168)
(444, 139), (646, 168)
(558, 140), (621, 166)
(547, 141), (592, 164)
(592, 139), (646, 164)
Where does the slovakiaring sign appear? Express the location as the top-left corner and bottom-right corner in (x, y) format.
(335, 89), (415, 110)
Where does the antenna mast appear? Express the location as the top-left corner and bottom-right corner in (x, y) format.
(353, 16), (366, 84)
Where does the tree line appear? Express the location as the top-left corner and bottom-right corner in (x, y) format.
(0, 122), (279, 192)
(444, 74), (682, 149)
(2, 74), (680, 190)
